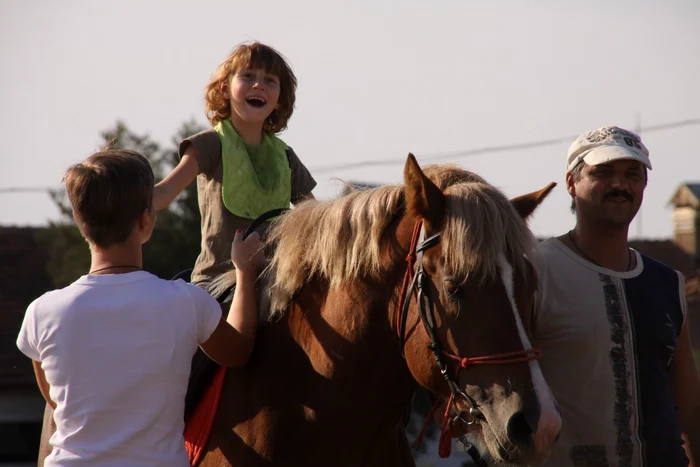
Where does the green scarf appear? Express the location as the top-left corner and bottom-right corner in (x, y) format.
(214, 119), (292, 220)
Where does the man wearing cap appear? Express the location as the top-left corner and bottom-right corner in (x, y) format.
(532, 126), (700, 466)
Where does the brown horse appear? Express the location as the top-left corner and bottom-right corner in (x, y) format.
(198, 155), (559, 466)
(38, 155), (560, 466)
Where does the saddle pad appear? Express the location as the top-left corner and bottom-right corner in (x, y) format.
(184, 366), (227, 466)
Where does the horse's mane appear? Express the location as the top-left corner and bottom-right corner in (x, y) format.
(208, 166), (537, 321)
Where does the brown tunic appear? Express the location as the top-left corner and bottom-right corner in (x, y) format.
(179, 129), (316, 285)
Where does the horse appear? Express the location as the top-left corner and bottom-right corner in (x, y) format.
(38, 155), (560, 466)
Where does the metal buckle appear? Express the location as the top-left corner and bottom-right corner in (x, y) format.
(469, 407), (483, 419)
(451, 389), (484, 426)
(451, 409), (480, 427)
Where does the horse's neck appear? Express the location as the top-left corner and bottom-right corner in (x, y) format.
(264, 279), (415, 414)
(206, 276), (418, 465)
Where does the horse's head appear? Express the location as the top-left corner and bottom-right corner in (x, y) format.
(399, 154), (560, 465)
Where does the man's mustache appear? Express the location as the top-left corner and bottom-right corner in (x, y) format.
(604, 190), (633, 202)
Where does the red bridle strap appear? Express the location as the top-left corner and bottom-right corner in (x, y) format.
(445, 348), (543, 369)
(395, 220), (422, 337)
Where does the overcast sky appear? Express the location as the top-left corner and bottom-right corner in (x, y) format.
(2, 0), (699, 239)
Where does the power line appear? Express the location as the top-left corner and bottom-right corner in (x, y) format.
(310, 118), (700, 174)
(0, 187), (57, 194)
(1, 117), (699, 193)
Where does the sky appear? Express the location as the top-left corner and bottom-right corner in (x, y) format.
(1, 0), (699, 240)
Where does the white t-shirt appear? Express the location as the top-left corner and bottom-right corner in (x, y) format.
(16, 271), (221, 467)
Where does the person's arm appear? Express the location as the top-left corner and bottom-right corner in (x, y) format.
(153, 148), (199, 210)
(199, 231), (265, 367)
(32, 360), (56, 410)
(671, 321), (700, 463)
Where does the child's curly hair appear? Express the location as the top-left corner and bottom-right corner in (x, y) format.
(205, 42), (297, 134)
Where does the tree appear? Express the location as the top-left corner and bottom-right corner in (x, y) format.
(38, 119), (207, 286)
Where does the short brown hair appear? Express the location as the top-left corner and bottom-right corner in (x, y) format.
(205, 42), (297, 133)
(64, 149), (154, 247)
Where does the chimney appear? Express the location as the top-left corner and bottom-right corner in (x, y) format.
(670, 183), (700, 265)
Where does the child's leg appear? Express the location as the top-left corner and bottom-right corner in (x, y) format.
(184, 282), (235, 422)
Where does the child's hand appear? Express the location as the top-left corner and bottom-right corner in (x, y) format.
(231, 230), (266, 276)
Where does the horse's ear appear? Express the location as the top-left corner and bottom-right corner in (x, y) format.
(510, 182), (557, 219)
(404, 153), (445, 231)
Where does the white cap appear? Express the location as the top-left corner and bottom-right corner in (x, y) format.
(567, 126), (652, 172)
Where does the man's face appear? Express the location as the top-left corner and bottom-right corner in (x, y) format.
(568, 159), (646, 228)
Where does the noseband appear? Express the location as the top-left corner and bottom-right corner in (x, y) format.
(396, 220), (542, 459)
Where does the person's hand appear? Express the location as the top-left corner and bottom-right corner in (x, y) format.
(231, 230), (265, 276)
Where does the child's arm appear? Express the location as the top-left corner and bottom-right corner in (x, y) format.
(153, 148), (199, 210)
(199, 231), (265, 368)
(32, 360), (56, 410)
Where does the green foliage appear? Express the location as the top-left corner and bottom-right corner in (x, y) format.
(39, 119), (207, 286)
(35, 224), (90, 288)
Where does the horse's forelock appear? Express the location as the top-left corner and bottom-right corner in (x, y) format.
(441, 182), (538, 285)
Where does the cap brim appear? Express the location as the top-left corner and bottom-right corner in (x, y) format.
(582, 145), (652, 170)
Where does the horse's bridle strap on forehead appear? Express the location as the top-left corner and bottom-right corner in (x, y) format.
(396, 219), (542, 460)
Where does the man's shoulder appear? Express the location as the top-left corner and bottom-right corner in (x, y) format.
(536, 237), (568, 262)
(537, 237), (558, 251)
(638, 252), (681, 277)
(533, 237), (594, 290)
(635, 253), (684, 299)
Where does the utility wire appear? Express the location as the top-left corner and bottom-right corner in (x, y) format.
(310, 118), (700, 174)
(0, 187), (57, 194)
(1, 118), (699, 192)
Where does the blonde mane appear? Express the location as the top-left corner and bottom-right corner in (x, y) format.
(207, 166), (538, 321)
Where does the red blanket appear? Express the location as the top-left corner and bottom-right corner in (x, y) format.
(184, 366), (227, 466)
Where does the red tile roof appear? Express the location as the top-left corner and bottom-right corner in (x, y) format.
(629, 239), (697, 277)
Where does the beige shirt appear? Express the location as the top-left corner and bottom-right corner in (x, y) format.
(533, 238), (688, 467)
(179, 129), (316, 285)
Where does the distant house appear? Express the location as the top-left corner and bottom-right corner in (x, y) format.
(669, 182), (700, 261)
(628, 239), (696, 277)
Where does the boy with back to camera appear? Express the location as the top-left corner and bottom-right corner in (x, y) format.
(17, 149), (264, 466)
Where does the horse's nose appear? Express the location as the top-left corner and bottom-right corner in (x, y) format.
(506, 410), (535, 447)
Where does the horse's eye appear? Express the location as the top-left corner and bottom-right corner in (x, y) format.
(444, 279), (464, 301)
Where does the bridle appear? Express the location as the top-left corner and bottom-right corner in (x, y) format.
(396, 220), (542, 459)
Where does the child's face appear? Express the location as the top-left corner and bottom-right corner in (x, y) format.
(226, 68), (281, 128)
